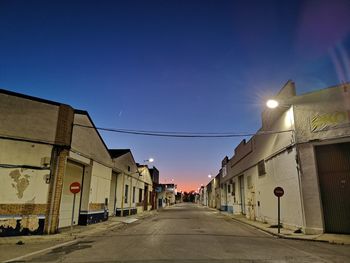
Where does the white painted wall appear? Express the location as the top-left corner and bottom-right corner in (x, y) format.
(223, 104), (303, 230)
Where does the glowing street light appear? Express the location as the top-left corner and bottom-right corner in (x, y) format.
(144, 158), (154, 163)
(208, 174), (212, 178)
(266, 99), (279, 109)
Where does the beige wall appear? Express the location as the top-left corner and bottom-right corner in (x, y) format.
(71, 114), (112, 166)
(89, 161), (112, 206)
(0, 93), (59, 143)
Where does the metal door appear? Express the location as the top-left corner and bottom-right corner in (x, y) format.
(58, 161), (84, 228)
(315, 142), (350, 234)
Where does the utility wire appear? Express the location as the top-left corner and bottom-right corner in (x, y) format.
(73, 124), (293, 138)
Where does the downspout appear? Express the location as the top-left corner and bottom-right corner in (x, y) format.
(113, 172), (118, 215)
(292, 105), (307, 232)
(121, 172), (125, 216)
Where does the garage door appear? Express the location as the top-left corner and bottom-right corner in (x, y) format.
(58, 161), (84, 228)
(315, 142), (350, 234)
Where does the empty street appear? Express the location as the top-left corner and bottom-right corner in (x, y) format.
(16, 203), (350, 263)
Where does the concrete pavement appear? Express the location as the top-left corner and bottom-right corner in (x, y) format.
(3, 203), (349, 262)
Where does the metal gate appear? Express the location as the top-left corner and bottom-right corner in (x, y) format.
(315, 142), (350, 234)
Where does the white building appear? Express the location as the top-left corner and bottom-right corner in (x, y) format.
(221, 81), (350, 234)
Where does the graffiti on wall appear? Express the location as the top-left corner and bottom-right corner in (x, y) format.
(310, 111), (350, 132)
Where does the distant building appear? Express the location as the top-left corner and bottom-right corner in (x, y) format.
(158, 183), (176, 207)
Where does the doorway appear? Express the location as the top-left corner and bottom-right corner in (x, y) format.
(144, 185), (149, 211)
(58, 161), (84, 228)
(315, 142), (350, 234)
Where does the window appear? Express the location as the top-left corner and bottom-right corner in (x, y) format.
(222, 166), (227, 177)
(139, 189), (143, 203)
(258, 160), (266, 176)
(227, 184), (231, 193)
(232, 183), (236, 196)
(132, 187), (136, 203)
(124, 185), (129, 204)
(127, 166), (131, 172)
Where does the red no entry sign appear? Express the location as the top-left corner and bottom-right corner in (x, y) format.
(274, 186), (284, 197)
(70, 182), (81, 194)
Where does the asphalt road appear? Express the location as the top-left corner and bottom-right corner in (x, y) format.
(17, 203), (350, 262)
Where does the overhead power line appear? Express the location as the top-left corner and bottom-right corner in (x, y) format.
(73, 124), (293, 138)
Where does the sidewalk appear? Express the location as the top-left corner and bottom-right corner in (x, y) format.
(220, 211), (350, 245)
(1, 210), (157, 245)
(0, 210), (157, 262)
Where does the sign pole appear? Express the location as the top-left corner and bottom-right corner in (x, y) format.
(69, 181), (81, 232)
(278, 196), (280, 234)
(273, 186), (284, 236)
(71, 193), (76, 232)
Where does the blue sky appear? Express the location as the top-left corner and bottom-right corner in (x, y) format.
(1, 0), (350, 191)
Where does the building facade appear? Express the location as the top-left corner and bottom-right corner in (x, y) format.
(219, 81), (350, 234)
(0, 89), (159, 236)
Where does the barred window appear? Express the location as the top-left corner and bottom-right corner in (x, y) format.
(258, 160), (266, 176)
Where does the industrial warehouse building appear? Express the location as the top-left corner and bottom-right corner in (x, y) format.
(0, 89), (158, 236)
(203, 81), (350, 235)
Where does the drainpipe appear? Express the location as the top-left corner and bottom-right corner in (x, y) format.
(129, 176), (132, 215)
(113, 173), (118, 216)
(292, 105), (307, 232)
(121, 173), (125, 216)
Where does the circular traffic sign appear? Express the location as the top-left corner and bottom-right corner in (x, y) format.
(274, 186), (284, 197)
(70, 182), (81, 194)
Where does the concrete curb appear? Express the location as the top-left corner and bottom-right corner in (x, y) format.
(219, 211), (349, 245)
(228, 216), (328, 243)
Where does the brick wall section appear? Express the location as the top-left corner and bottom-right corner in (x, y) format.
(44, 149), (69, 234)
(0, 204), (47, 215)
(54, 104), (74, 146)
(44, 104), (74, 234)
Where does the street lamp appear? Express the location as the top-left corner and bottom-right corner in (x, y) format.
(266, 99), (279, 109)
(208, 174), (212, 178)
(143, 158), (154, 163)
